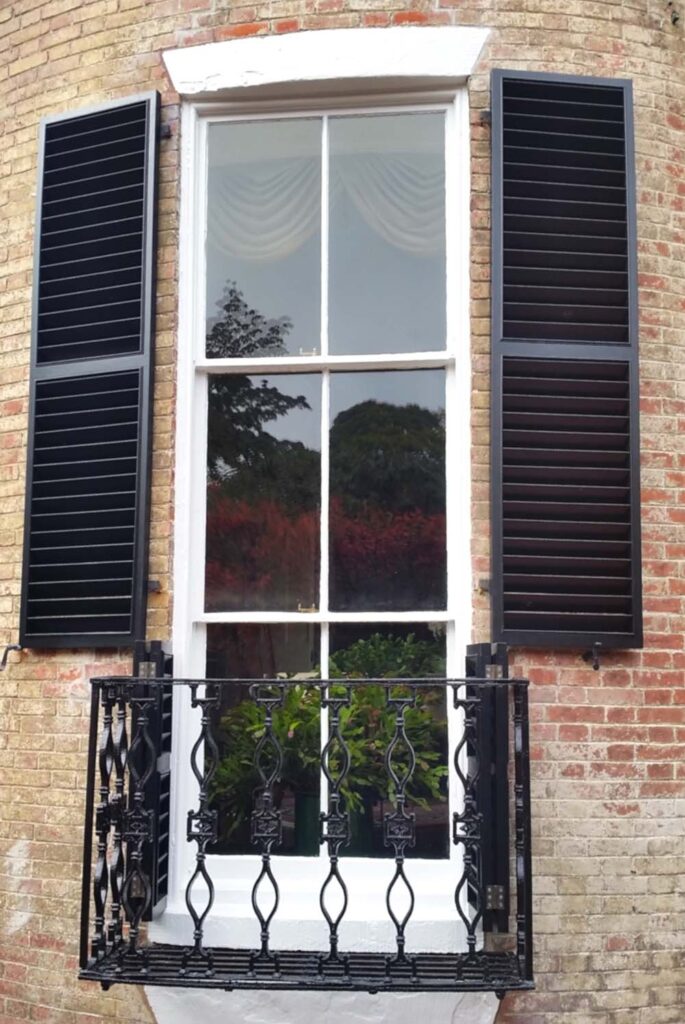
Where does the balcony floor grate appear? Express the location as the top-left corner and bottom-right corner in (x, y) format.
(80, 945), (533, 993)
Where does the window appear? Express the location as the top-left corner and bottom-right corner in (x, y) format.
(167, 94), (473, 947)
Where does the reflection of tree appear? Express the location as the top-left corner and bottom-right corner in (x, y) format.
(209, 629), (448, 858)
(207, 282), (313, 492)
(207, 281), (291, 359)
(206, 283), (319, 610)
(330, 399), (445, 514)
(205, 283), (446, 612)
(330, 399), (446, 610)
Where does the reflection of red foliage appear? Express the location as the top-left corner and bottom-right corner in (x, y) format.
(330, 497), (446, 609)
(206, 488), (319, 610)
(205, 490), (446, 611)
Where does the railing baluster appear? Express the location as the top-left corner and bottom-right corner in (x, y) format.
(118, 686), (156, 974)
(383, 686), (417, 977)
(249, 683), (284, 972)
(182, 683), (219, 975)
(514, 682), (534, 983)
(452, 683), (484, 977)
(319, 683), (352, 974)
(92, 683), (115, 961)
(108, 689), (128, 949)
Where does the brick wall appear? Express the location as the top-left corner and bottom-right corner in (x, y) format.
(1, 1), (684, 1023)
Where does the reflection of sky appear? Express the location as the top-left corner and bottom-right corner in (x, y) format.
(330, 369), (444, 421)
(256, 370), (444, 448)
(254, 374), (321, 450)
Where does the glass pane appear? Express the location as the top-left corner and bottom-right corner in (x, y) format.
(329, 370), (446, 611)
(206, 119), (321, 357)
(329, 623), (449, 859)
(329, 113), (446, 355)
(206, 373), (321, 611)
(207, 623), (321, 856)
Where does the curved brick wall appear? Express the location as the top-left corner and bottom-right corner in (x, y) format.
(1, 2), (684, 1023)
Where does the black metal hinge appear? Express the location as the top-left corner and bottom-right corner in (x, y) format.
(486, 884), (506, 911)
(133, 639), (173, 678)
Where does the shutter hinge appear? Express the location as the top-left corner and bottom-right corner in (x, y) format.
(485, 885), (506, 911)
(133, 639), (173, 678)
(480, 109), (492, 125)
(159, 123), (172, 140)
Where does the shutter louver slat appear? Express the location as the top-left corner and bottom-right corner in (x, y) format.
(21, 93), (159, 649)
(491, 71), (642, 649)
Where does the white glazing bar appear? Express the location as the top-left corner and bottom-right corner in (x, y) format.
(196, 353), (450, 374)
(196, 116), (210, 365)
(320, 115), (329, 359)
(200, 610), (451, 624)
(202, 101), (449, 125)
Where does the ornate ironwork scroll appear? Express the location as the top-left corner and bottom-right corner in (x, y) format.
(80, 670), (534, 997)
(182, 683), (219, 975)
(452, 683), (484, 975)
(513, 683), (533, 983)
(108, 687), (129, 949)
(118, 689), (156, 973)
(319, 684), (352, 973)
(249, 684), (284, 971)
(92, 683), (115, 960)
(383, 687), (417, 975)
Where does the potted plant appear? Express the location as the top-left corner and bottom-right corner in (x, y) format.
(210, 633), (448, 857)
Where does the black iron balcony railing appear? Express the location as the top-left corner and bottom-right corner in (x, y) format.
(79, 671), (533, 995)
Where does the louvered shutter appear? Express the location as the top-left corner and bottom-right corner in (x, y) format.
(490, 71), (643, 649)
(20, 94), (160, 648)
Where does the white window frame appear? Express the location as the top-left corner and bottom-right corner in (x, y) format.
(156, 87), (473, 954)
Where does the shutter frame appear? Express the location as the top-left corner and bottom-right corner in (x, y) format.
(490, 69), (643, 650)
(20, 93), (160, 649)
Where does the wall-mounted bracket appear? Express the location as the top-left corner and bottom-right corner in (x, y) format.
(0, 644), (22, 671)
(582, 641), (603, 671)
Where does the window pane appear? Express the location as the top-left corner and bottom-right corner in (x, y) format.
(207, 623), (321, 856)
(329, 623), (449, 859)
(206, 373), (320, 611)
(206, 120), (321, 357)
(329, 113), (446, 355)
(329, 370), (446, 611)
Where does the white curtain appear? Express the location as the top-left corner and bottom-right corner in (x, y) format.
(207, 154), (444, 263)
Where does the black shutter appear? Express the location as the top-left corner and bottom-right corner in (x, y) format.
(20, 94), (160, 648)
(465, 642), (509, 932)
(491, 71), (642, 649)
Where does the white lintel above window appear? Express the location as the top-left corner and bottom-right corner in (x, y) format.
(163, 26), (489, 100)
